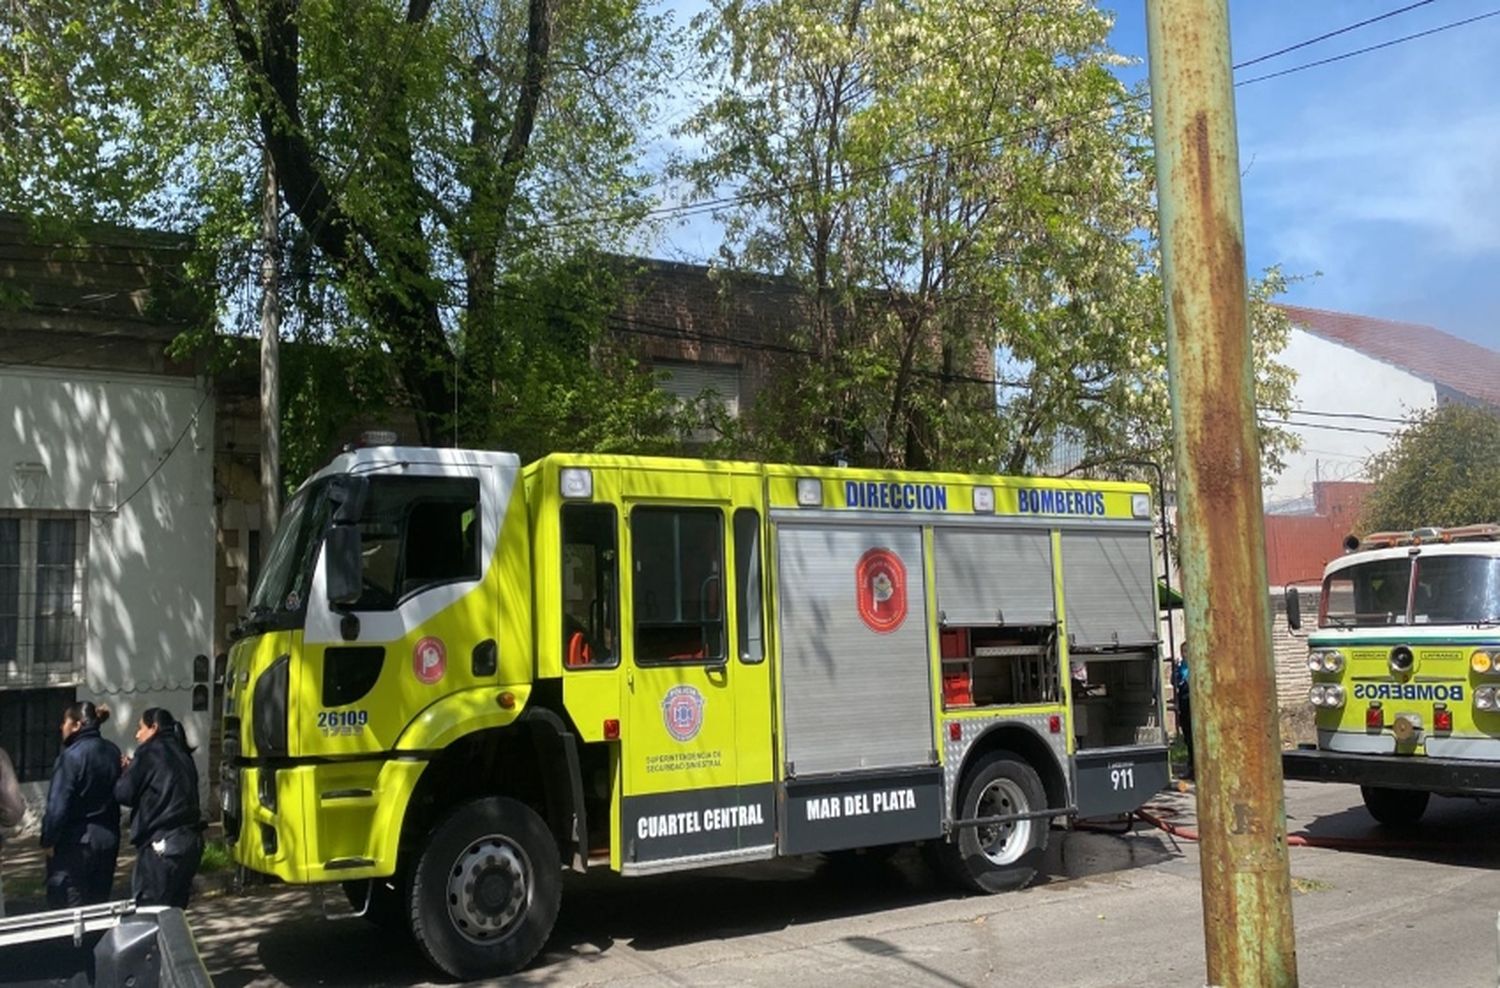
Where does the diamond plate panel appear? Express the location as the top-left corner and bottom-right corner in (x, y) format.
(941, 712), (1071, 817)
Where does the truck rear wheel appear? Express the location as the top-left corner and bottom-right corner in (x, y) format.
(1360, 786), (1430, 828)
(938, 751), (1049, 893)
(408, 797), (561, 979)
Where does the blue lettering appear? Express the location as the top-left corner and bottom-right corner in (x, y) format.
(877, 484), (889, 508)
(865, 482), (878, 508)
(1041, 490), (1055, 512)
(845, 481), (860, 507)
(1097, 493), (1106, 515)
(902, 484), (915, 509)
(934, 486), (947, 510)
(1019, 490), (1032, 513)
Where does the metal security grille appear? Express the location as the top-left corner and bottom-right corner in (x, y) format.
(0, 686), (76, 782)
(0, 513), (88, 685)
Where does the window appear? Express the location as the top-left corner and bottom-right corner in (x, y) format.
(349, 477), (481, 611)
(0, 513), (88, 684)
(1321, 558), (1411, 628)
(0, 686), (76, 782)
(561, 505), (619, 668)
(632, 507), (724, 664)
(734, 509), (764, 664)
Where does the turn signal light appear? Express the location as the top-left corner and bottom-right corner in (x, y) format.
(1366, 703), (1384, 729)
(603, 718), (620, 740)
(1434, 705), (1453, 732)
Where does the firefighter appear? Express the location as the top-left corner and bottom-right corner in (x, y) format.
(115, 708), (204, 908)
(41, 701), (122, 907)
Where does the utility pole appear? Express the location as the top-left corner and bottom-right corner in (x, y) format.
(260, 150), (282, 538)
(1144, 3), (1298, 986)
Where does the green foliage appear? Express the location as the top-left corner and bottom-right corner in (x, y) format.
(1, 0), (688, 470)
(1360, 404), (1500, 532)
(681, 0), (1298, 476)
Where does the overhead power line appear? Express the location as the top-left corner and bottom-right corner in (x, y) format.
(541, 3), (1489, 232)
(1260, 417), (1400, 437)
(1231, 0), (1441, 69)
(1237, 7), (1500, 86)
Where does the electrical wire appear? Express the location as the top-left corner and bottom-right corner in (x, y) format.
(115, 389), (213, 512)
(1260, 417), (1400, 437)
(1231, 0), (1442, 69)
(1237, 7), (1500, 86)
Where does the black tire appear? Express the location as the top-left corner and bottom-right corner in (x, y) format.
(937, 751), (1049, 893)
(342, 875), (408, 937)
(408, 797), (561, 980)
(1360, 786), (1430, 828)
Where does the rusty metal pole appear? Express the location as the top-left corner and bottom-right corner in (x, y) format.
(1144, 3), (1298, 986)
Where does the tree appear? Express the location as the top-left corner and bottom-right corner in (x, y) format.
(681, 0), (1297, 476)
(1, 0), (683, 453)
(1360, 403), (1500, 532)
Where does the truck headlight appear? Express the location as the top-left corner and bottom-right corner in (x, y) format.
(1309, 684), (1345, 708)
(1306, 650), (1344, 674)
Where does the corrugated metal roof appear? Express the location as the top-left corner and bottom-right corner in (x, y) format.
(1278, 304), (1500, 408)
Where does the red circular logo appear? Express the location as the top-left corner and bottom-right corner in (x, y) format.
(413, 636), (447, 684)
(856, 547), (908, 634)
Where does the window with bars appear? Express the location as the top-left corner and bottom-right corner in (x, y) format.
(0, 686), (75, 782)
(0, 513), (88, 684)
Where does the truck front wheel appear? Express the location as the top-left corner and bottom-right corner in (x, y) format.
(938, 751), (1050, 893)
(408, 797), (561, 979)
(1360, 786), (1430, 828)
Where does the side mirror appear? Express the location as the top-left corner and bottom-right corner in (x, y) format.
(326, 523), (364, 608)
(1285, 587), (1302, 631)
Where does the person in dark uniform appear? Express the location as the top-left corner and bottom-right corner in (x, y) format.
(41, 701), (122, 907)
(115, 708), (203, 908)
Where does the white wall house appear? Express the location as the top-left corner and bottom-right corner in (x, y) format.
(1, 366), (216, 813)
(1266, 304), (1500, 511)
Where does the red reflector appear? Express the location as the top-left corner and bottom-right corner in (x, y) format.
(1366, 705), (1383, 729)
(948, 721), (961, 741)
(1048, 715), (1062, 734)
(1434, 707), (1453, 732)
(603, 718), (620, 740)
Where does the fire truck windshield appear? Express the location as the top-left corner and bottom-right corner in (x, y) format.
(1322, 553), (1500, 628)
(246, 479), (334, 628)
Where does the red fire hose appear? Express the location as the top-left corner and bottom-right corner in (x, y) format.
(1125, 796), (1444, 851)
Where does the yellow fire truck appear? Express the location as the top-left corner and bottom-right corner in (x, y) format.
(223, 446), (1169, 978)
(1284, 525), (1500, 825)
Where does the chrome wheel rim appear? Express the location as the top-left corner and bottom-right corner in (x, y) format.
(975, 778), (1032, 866)
(446, 834), (532, 944)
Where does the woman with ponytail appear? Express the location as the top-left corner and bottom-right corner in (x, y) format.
(41, 701), (123, 906)
(115, 708), (203, 908)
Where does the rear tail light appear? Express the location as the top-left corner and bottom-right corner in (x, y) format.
(1475, 687), (1498, 712)
(1433, 704), (1453, 732)
(1309, 684), (1346, 708)
(603, 718), (620, 740)
(1366, 703), (1384, 729)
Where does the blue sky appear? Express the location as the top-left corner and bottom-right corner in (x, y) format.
(646, 1), (1500, 350)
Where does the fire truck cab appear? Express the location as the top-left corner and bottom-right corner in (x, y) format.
(223, 448), (1169, 978)
(1284, 524), (1500, 825)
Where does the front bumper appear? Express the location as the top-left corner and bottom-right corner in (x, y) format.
(224, 759), (426, 883)
(1283, 746), (1500, 796)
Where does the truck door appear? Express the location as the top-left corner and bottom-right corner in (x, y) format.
(617, 499), (775, 871)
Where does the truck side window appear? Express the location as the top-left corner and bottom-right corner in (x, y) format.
(352, 476), (481, 610)
(561, 504), (619, 668)
(631, 507), (724, 665)
(734, 508), (764, 664)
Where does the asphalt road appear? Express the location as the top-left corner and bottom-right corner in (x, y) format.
(188, 781), (1500, 987)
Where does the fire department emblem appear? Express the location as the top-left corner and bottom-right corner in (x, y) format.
(856, 547), (908, 634)
(662, 685), (705, 742)
(413, 636), (447, 685)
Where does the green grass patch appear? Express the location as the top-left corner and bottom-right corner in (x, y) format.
(199, 839), (234, 874)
